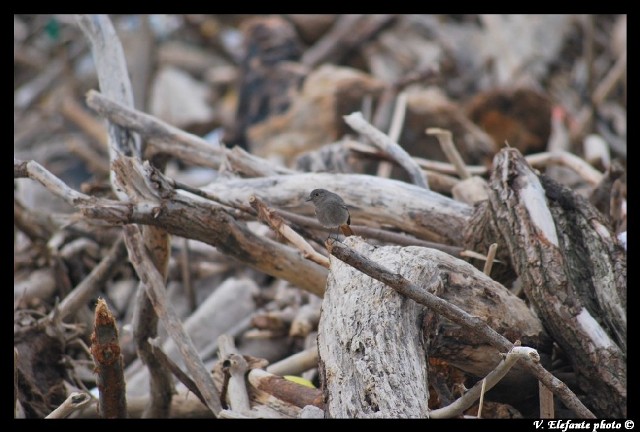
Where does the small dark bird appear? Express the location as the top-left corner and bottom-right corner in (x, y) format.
(306, 189), (354, 238)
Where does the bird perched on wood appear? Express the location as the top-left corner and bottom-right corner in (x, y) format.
(306, 189), (354, 238)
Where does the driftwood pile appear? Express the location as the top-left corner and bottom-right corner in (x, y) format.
(14, 15), (626, 419)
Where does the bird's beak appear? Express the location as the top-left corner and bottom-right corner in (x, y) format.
(305, 196), (312, 202)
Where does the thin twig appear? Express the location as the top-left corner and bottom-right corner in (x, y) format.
(482, 243), (498, 276)
(45, 236), (126, 323)
(123, 224), (223, 416)
(218, 335), (252, 416)
(377, 91), (408, 178)
(426, 128), (471, 180)
(266, 346), (319, 377)
(430, 347), (537, 419)
(85, 89), (220, 161)
(347, 140), (604, 186)
(45, 392), (93, 419)
(539, 380), (555, 418)
(250, 196), (329, 269)
(148, 341), (206, 407)
(477, 378), (487, 418)
(344, 111), (430, 189)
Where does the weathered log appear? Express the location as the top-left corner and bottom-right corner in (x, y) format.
(317, 238), (550, 418)
(484, 148), (626, 417)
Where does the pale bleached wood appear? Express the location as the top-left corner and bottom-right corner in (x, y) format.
(344, 111), (430, 189)
(15, 158), (328, 297)
(218, 335), (252, 416)
(267, 347), (319, 377)
(77, 14), (174, 418)
(125, 278), (258, 397)
(45, 392), (93, 419)
(203, 173), (471, 245)
(123, 225), (222, 416)
(319, 239), (430, 418)
(429, 347), (540, 419)
(327, 238), (594, 418)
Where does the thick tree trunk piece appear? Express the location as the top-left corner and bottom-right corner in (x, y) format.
(318, 238), (553, 418)
(415, 247), (552, 387)
(487, 148), (626, 417)
(318, 240), (430, 418)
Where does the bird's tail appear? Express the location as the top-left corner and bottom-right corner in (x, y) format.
(340, 224), (354, 237)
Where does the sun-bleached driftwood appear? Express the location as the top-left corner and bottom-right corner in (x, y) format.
(15, 157), (328, 297)
(345, 111), (430, 189)
(217, 335), (252, 416)
(318, 237), (555, 418)
(325, 238), (594, 418)
(123, 225), (222, 416)
(202, 172), (472, 245)
(45, 392), (93, 419)
(125, 278), (259, 397)
(480, 148), (626, 417)
(77, 14), (177, 418)
(318, 239), (430, 418)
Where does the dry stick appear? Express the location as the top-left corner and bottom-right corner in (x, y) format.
(85, 90), (222, 165)
(482, 243), (498, 276)
(427, 128), (471, 180)
(45, 392), (93, 419)
(123, 224), (222, 416)
(218, 335), (252, 416)
(250, 196), (329, 269)
(77, 14), (174, 418)
(247, 368), (324, 410)
(525, 151), (603, 186)
(347, 140), (604, 187)
(132, 275), (174, 418)
(147, 341), (206, 407)
(477, 378), (487, 418)
(276, 208), (484, 259)
(539, 381), (555, 418)
(326, 239), (595, 418)
(76, 15), (139, 161)
(344, 111), (430, 189)
(180, 238), (196, 312)
(225, 146), (297, 177)
(173, 179), (256, 216)
(16, 158), (328, 298)
(14, 158), (92, 204)
(47, 236), (126, 323)
(377, 91), (408, 178)
(90, 298), (127, 418)
(266, 346), (319, 377)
